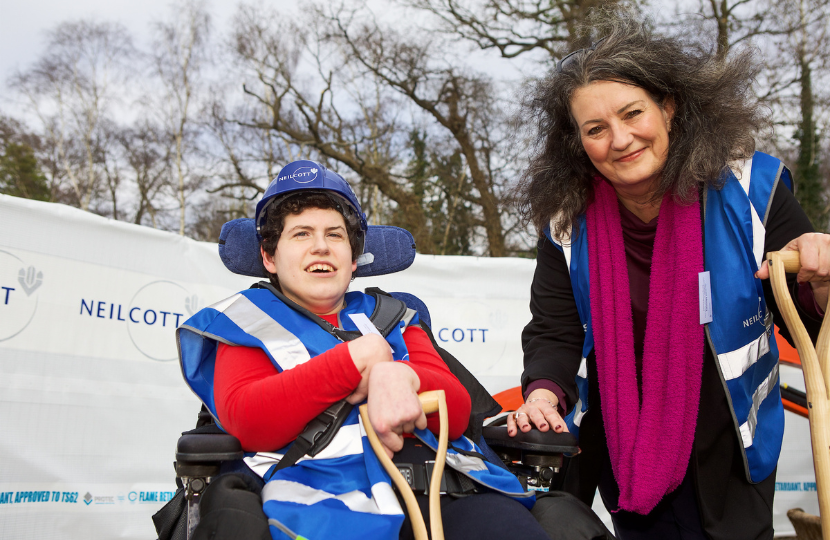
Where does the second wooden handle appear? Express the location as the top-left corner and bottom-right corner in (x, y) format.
(767, 249), (830, 539)
(359, 390), (448, 540)
(770, 250), (803, 273)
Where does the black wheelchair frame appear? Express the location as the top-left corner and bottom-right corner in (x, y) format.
(155, 219), (581, 539)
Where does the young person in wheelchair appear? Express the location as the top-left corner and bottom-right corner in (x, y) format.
(177, 160), (554, 540)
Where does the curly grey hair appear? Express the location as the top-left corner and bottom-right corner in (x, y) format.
(519, 10), (764, 238)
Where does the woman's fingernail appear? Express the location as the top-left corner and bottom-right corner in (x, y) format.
(540, 423), (547, 430)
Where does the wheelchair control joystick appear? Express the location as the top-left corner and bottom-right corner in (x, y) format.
(483, 417), (578, 493)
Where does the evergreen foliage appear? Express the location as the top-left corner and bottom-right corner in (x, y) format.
(0, 118), (50, 202)
(0, 142), (50, 201)
(793, 62), (828, 232)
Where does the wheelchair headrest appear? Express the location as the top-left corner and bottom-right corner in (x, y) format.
(218, 218), (416, 278)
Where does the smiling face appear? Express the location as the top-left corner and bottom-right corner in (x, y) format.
(261, 207), (357, 316)
(570, 80), (674, 199)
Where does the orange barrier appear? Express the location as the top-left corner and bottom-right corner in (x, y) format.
(783, 400), (809, 418)
(492, 387), (524, 413)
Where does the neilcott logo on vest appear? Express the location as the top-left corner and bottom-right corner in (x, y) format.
(742, 297), (765, 328)
(0, 249), (42, 342)
(277, 166), (320, 184)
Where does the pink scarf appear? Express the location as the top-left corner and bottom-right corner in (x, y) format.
(587, 178), (704, 514)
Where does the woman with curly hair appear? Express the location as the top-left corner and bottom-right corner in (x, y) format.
(507, 11), (830, 540)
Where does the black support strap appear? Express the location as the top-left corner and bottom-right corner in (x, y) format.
(365, 288), (408, 336)
(250, 284), (410, 473)
(269, 399), (353, 475)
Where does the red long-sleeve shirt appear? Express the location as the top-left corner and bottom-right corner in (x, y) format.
(214, 313), (471, 451)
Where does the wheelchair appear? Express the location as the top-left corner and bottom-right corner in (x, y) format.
(153, 219), (595, 540)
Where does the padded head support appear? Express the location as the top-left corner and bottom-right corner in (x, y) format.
(218, 218), (416, 278)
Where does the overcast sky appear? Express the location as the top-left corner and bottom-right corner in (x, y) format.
(0, 0), (297, 84)
(1, 0), (530, 82)
(0, 0), (534, 125)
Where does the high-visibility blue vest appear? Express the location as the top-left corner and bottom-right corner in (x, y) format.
(177, 289), (533, 540)
(545, 151), (791, 483)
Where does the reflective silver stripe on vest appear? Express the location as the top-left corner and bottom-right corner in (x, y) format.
(445, 452), (488, 475)
(262, 479), (402, 516)
(208, 293), (242, 312)
(577, 357), (588, 379)
(572, 398), (586, 427)
(222, 295), (311, 371)
(402, 308), (418, 327)
(736, 157), (766, 270)
(572, 357), (588, 427)
(738, 362), (779, 448)
(244, 423), (365, 478)
(716, 319), (771, 381)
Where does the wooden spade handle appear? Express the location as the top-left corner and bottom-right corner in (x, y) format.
(772, 250), (804, 273)
(359, 390), (448, 540)
(766, 250), (830, 538)
(767, 251), (830, 398)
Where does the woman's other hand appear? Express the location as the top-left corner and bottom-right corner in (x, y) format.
(366, 362), (426, 458)
(756, 232), (830, 310)
(346, 334), (393, 404)
(506, 388), (569, 437)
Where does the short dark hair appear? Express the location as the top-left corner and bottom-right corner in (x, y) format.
(519, 9), (763, 239)
(259, 192), (364, 289)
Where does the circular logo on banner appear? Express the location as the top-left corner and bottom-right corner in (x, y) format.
(0, 250), (41, 342)
(127, 280), (199, 362)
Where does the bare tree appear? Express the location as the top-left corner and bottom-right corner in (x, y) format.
(403, 0), (622, 61)
(202, 98), (277, 199)
(187, 194), (250, 241)
(760, 0), (830, 230)
(151, 0), (211, 235)
(228, 4), (438, 249)
(223, 2), (530, 255)
(324, 5), (521, 255)
(8, 20), (134, 211)
(667, 0), (797, 59)
(116, 122), (172, 226)
(96, 120), (125, 219)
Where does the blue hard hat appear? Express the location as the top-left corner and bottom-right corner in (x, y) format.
(255, 160), (368, 244)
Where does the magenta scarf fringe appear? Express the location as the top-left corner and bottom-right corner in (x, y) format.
(587, 178), (704, 514)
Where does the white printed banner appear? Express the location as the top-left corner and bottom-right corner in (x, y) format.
(0, 194), (819, 538)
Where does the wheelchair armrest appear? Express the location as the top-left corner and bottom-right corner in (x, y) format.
(482, 426), (579, 454)
(176, 432), (244, 463)
(483, 426), (578, 491)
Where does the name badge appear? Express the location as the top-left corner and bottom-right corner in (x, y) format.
(349, 312), (383, 337)
(349, 313), (394, 352)
(699, 271), (713, 325)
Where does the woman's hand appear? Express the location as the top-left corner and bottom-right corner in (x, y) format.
(346, 334), (393, 404)
(366, 362), (426, 458)
(506, 388), (569, 437)
(756, 232), (830, 310)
